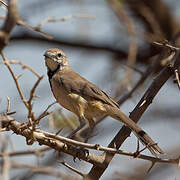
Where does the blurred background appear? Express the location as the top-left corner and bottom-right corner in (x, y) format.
(1, 0), (180, 179)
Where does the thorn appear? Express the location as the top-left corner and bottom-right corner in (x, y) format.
(6, 96), (10, 113)
(60, 160), (84, 177)
(113, 142), (117, 149)
(139, 99), (146, 107)
(55, 128), (64, 136)
(137, 139), (140, 152)
(174, 69), (180, 90)
(16, 73), (23, 80)
(34, 95), (40, 99)
(133, 139), (140, 158)
(6, 111), (16, 115)
(147, 161), (155, 173)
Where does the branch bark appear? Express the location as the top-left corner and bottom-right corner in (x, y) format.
(87, 41), (180, 179)
(0, 0), (19, 50)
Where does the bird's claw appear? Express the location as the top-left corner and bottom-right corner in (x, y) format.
(73, 147), (89, 162)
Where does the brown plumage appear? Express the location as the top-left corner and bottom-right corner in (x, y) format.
(44, 48), (163, 155)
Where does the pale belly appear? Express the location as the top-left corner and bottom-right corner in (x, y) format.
(84, 100), (107, 119)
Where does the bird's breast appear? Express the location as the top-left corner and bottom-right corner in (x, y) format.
(50, 79), (74, 112)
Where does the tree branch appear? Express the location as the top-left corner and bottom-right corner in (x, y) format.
(87, 39), (180, 179)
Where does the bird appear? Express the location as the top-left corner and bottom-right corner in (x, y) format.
(43, 48), (163, 155)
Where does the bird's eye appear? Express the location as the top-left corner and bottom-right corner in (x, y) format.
(57, 53), (62, 58)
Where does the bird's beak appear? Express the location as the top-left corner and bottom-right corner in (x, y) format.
(44, 52), (51, 58)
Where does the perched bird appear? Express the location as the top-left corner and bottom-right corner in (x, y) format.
(44, 48), (163, 155)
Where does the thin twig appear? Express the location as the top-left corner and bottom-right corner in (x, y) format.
(11, 161), (68, 179)
(1, 152), (10, 180)
(153, 41), (180, 51)
(61, 161), (85, 177)
(0, 60), (41, 78)
(17, 14), (95, 39)
(1, 51), (29, 108)
(0, 147), (50, 157)
(109, 0), (137, 94)
(28, 76), (43, 104)
(0, 128), (10, 180)
(37, 14), (96, 29)
(17, 20), (53, 39)
(28, 76), (44, 125)
(36, 101), (57, 123)
(0, 0), (8, 7)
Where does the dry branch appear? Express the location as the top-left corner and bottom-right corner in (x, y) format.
(109, 0), (137, 94)
(0, 52), (44, 124)
(0, 0), (8, 7)
(17, 14), (95, 39)
(0, 0), (19, 50)
(0, 1), (180, 179)
(10, 160), (73, 179)
(0, 114), (179, 169)
(88, 39), (180, 179)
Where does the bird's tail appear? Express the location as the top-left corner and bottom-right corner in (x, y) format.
(105, 105), (164, 156)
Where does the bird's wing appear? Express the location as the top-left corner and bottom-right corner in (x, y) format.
(54, 69), (119, 108)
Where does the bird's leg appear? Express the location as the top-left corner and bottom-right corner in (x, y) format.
(88, 118), (95, 130)
(84, 118), (95, 143)
(68, 116), (86, 138)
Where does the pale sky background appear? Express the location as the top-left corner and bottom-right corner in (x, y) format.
(0, 0), (180, 179)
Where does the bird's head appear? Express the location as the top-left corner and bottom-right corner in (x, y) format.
(44, 48), (69, 72)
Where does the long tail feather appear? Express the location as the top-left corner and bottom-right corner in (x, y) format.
(105, 105), (164, 155)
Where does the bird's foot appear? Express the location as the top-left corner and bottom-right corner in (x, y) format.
(68, 122), (85, 138)
(73, 147), (89, 162)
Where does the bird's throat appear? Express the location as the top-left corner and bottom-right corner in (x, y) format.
(47, 64), (60, 84)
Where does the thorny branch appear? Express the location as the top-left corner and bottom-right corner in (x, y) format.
(87, 36), (180, 180)
(0, 0), (180, 179)
(0, 125), (10, 180)
(17, 14), (95, 39)
(1, 51), (29, 108)
(0, 60), (41, 78)
(0, 1), (94, 48)
(0, 52), (45, 127)
(0, 114), (179, 167)
(109, 0), (137, 94)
